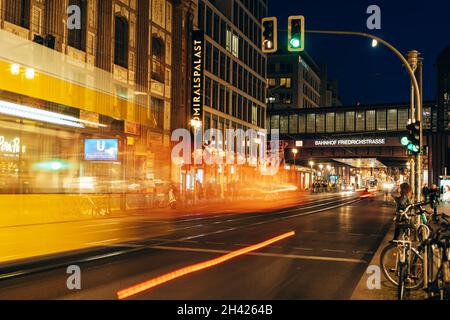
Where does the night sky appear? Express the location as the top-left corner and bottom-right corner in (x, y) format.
(268, 0), (449, 105)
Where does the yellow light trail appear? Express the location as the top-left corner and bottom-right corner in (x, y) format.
(117, 231), (296, 299)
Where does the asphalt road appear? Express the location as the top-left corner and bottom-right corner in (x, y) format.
(0, 193), (395, 300)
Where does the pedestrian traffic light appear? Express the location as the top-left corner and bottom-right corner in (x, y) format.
(262, 17), (277, 53)
(406, 121), (420, 154)
(288, 15), (305, 52)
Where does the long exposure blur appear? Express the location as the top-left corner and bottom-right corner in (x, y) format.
(0, 0), (449, 302)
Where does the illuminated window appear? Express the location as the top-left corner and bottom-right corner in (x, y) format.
(307, 114), (315, 133)
(299, 114), (306, 133)
(232, 34), (239, 57)
(271, 115), (279, 130)
(326, 113), (335, 133)
(268, 78), (276, 88)
(356, 111), (365, 131)
(316, 114), (325, 133)
(398, 109), (409, 129)
(335, 112), (345, 132)
(345, 111), (355, 132)
(289, 114), (298, 133)
(377, 110), (387, 131)
(387, 109), (398, 131)
(280, 78), (292, 88)
(280, 115), (289, 134)
(366, 110), (376, 131)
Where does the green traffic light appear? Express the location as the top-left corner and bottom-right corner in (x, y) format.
(400, 136), (409, 146)
(290, 37), (301, 48)
(407, 144), (420, 153)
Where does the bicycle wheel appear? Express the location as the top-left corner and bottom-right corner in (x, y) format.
(380, 243), (424, 290)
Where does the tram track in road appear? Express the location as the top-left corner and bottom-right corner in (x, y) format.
(0, 193), (365, 282)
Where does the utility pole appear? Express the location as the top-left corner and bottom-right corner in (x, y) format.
(407, 50), (419, 200)
(407, 50), (423, 203)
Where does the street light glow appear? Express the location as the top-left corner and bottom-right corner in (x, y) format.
(371, 39), (378, 48)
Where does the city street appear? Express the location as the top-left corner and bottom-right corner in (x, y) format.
(0, 193), (394, 300)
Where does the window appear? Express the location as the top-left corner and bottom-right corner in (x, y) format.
(252, 105), (258, 126)
(289, 114), (298, 134)
(198, 0), (205, 30)
(205, 77), (211, 106)
(398, 109), (409, 129)
(232, 34), (239, 57)
(298, 114), (306, 133)
(212, 48), (219, 76)
(356, 111), (365, 131)
(280, 115), (289, 134)
(326, 113), (335, 133)
(387, 109), (398, 131)
(280, 78), (292, 88)
(5, 0), (30, 28)
(268, 78), (276, 88)
(377, 110), (387, 131)
(345, 112), (355, 132)
(316, 114), (325, 133)
(307, 114), (315, 133)
(68, 0), (87, 51)
(271, 115), (279, 131)
(151, 36), (165, 82)
(336, 112), (345, 132)
(114, 15), (129, 68)
(149, 98), (165, 130)
(226, 28), (232, 52)
(205, 42), (212, 71)
(205, 7), (212, 36)
(366, 110), (376, 131)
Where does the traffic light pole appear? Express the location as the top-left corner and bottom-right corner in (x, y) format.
(305, 29), (423, 201)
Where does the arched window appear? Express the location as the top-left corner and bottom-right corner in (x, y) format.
(68, 0), (87, 51)
(114, 15), (129, 68)
(151, 36), (165, 82)
(5, 0), (30, 28)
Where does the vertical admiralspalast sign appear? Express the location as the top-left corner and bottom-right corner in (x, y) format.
(191, 30), (204, 124)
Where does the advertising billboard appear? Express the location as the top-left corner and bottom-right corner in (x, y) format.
(84, 139), (118, 161)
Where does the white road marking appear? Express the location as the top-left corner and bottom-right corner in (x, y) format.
(150, 246), (367, 264)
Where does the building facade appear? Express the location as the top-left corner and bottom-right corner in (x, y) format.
(198, 0), (267, 133)
(267, 51), (321, 110)
(430, 45), (450, 183)
(0, 0), (195, 209)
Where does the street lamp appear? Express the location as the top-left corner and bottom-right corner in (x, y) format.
(292, 148), (298, 166)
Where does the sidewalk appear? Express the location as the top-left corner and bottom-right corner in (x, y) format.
(351, 201), (450, 300)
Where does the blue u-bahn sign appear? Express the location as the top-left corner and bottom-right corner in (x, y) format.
(84, 139), (118, 161)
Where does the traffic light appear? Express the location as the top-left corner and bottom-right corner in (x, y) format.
(262, 17), (277, 53)
(406, 120), (420, 154)
(288, 15), (305, 52)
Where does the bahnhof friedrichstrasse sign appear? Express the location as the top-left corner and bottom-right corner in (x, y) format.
(314, 138), (386, 147)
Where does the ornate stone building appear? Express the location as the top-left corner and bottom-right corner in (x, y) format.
(0, 0), (196, 200)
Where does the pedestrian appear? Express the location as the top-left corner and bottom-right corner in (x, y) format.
(168, 186), (177, 209)
(429, 184), (440, 217)
(422, 184), (430, 203)
(391, 182), (413, 240)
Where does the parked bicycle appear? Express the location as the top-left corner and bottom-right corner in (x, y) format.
(380, 202), (430, 300)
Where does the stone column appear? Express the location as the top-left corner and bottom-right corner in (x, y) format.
(95, 0), (113, 72)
